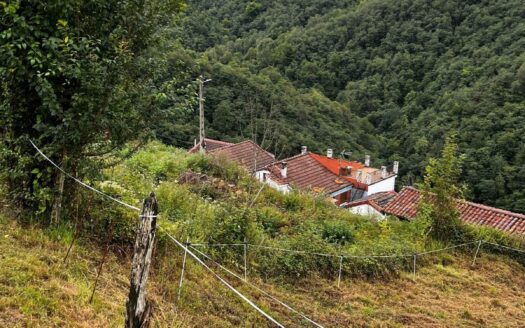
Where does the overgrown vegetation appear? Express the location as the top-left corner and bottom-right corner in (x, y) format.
(97, 142), (524, 279)
(2, 204), (525, 327)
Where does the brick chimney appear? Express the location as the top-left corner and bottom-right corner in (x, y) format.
(381, 166), (387, 179)
(365, 155), (370, 167)
(393, 161), (399, 174)
(280, 161), (288, 178)
(327, 149), (333, 158)
(301, 146), (307, 155)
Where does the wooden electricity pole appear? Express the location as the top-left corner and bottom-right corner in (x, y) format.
(198, 75), (211, 153)
(125, 193), (158, 328)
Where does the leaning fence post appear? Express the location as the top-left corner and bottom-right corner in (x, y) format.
(243, 237), (248, 282)
(125, 193), (158, 328)
(412, 254), (417, 281)
(472, 240), (483, 267)
(177, 237), (190, 300)
(337, 256), (343, 288)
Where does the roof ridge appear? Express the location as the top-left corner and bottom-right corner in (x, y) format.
(204, 138), (234, 145)
(264, 151), (311, 168)
(308, 153), (352, 187)
(211, 139), (276, 158)
(398, 186), (525, 219)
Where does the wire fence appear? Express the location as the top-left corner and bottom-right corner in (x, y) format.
(29, 139), (525, 327)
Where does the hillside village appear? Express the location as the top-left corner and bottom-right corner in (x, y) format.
(2, 0), (525, 327)
(190, 137), (525, 236)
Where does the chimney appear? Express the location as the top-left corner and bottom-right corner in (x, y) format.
(327, 149), (333, 158)
(381, 166), (387, 179)
(365, 172), (372, 184)
(393, 161), (399, 174)
(280, 161), (288, 178)
(301, 146), (308, 155)
(364, 155), (370, 167)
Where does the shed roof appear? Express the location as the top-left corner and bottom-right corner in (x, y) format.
(341, 191), (398, 212)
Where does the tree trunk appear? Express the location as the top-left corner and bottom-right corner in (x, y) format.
(50, 170), (65, 226)
(125, 193), (158, 328)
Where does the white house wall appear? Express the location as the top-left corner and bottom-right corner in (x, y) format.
(350, 204), (385, 219)
(367, 176), (396, 195)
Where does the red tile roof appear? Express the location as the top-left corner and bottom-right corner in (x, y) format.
(341, 191), (398, 212)
(384, 187), (525, 235)
(189, 138), (234, 153)
(309, 154), (397, 190)
(265, 153), (352, 194)
(209, 140), (276, 172)
(309, 154), (369, 190)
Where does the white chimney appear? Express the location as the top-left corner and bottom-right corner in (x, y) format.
(327, 149), (333, 158)
(381, 166), (387, 179)
(301, 146), (307, 155)
(280, 162), (288, 178)
(365, 172), (372, 184)
(364, 155), (370, 167)
(393, 161), (399, 174)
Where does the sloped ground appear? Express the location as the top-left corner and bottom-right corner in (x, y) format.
(1, 216), (524, 327)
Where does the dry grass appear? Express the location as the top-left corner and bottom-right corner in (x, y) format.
(1, 217), (524, 327)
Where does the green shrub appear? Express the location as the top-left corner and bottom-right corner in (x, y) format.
(321, 221), (354, 245)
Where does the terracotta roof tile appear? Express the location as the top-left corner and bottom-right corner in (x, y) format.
(209, 140), (276, 172)
(383, 187), (525, 235)
(265, 153), (352, 194)
(341, 191), (398, 212)
(189, 138), (234, 153)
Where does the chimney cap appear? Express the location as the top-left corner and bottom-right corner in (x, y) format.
(327, 148), (333, 158)
(301, 146), (308, 154)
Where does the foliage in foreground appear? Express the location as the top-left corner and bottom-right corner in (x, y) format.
(2, 211), (525, 327)
(98, 142), (524, 280)
(0, 0), (186, 221)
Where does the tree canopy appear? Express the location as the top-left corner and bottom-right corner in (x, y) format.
(163, 0), (525, 213)
(0, 0), (185, 217)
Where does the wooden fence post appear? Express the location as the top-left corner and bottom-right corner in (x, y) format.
(125, 193), (158, 328)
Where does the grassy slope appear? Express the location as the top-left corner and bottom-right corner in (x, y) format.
(1, 216), (524, 327)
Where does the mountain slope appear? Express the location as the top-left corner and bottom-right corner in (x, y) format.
(169, 0), (525, 212)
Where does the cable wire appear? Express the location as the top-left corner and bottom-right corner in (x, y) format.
(30, 140), (141, 212)
(189, 245), (324, 328)
(165, 233), (285, 328)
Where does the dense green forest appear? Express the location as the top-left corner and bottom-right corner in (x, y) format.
(161, 0), (525, 213)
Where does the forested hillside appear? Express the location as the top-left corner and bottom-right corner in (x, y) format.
(165, 0), (525, 213)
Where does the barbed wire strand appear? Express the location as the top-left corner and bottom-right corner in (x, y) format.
(416, 241), (479, 256)
(484, 242), (525, 254)
(30, 140), (141, 212)
(165, 233), (285, 328)
(192, 243), (245, 247)
(189, 245), (324, 328)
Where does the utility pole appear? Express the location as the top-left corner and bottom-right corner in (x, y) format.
(198, 75), (211, 153)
